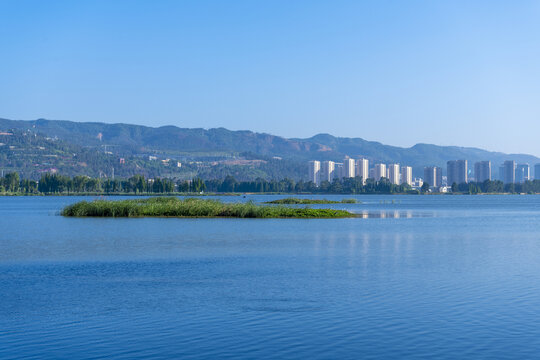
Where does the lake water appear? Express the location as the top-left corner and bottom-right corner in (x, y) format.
(2, 195), (540, 359)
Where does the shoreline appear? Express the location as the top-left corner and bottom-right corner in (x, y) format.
(1, 192), (533, 197)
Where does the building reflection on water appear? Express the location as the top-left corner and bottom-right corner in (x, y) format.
(357, 210), (412, 218)
(354, 210), (435, 219)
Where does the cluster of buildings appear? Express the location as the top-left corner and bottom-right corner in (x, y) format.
(309, 158), (540, 189)
(422, 160), (540, 187)
(498, 161), (538, 184)
(148, 155), (182, 168)
(422, 159), (470, 187)
(308, 158), (413, 187)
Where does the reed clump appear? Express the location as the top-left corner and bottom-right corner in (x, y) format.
(61, 197), (354, 218)
(265, 198), (357, 204)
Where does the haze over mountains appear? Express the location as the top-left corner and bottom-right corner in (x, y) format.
(1, 117), (538, 180)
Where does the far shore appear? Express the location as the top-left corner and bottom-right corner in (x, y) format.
(0, 192), (533, 197)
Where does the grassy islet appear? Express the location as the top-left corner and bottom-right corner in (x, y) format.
(61, 197), (355, 218)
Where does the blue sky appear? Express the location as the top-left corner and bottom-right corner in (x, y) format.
(1, 1), (540, 155)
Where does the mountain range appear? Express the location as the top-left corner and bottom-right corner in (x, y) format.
(1, 117), (538, 180)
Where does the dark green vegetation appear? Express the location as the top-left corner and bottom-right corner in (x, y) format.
(450, 180), (533, 194)
(61, 197), (355, 218)
(0, 172), (415, 195)
(3, 171), (540, 195)
(265, 198), (357, 204)
(2, 118), (539, 180)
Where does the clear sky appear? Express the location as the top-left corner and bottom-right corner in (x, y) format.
(1, 1), (540, 155)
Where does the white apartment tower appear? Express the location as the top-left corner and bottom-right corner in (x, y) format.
(424, 166), (442, 187)
(515, 164), (530, 183)
(308, 160), (321, 186)
(502, 160), (516, 184)
(321, 161), (335, 183)
(401, 166), (413, 186)
(343, 158), (355, 178)
(374, 163), (387, 181)
(356, 158), (369, 184)
(447, 160), (468, 185)
(474, 161), (491, 182)
(334, 163), (344, 180)
(388, 164), (400, 185)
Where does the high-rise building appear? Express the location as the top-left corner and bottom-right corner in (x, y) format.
(356, 158), (369, 184)
(388, 164), (400, 185)
(499, 165), (505, 182)
(447, 160), (468, 185)
(343, 158), (355, 178)
(334, 163), (344, 179)
(515, 164), (530, 183)
(436, 167), (442, 187)
(401, 166), (412, 186)
(374, 163), (387, 181)
(320, 161), (335, 183)
(535, 164), (540, 180)
(502, 160), (516, 183)
(474, 161), (491, 182)
(424, 166), (442, 187)
(424, 167), (435, 187)
(308, 160), (320, 186)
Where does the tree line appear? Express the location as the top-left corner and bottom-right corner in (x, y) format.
(2, 171), (540, 194)
(450, 180), (540, 194)
(0, 172), (414, 194)
(202, 176), (416, 194)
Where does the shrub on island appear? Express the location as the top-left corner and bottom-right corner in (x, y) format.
(61, 197), (355, 218)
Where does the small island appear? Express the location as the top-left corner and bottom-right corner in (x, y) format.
(264, 198), (357, 204)
(61, 197), (355, 218)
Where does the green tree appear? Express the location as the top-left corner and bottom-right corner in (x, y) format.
(191, 177), (206, 192)
(219, 175), (237, 192)
(5, 172), (20, 192)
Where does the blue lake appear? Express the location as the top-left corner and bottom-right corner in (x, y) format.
(1, 195), (540, 359)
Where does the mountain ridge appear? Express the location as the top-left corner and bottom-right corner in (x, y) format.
(1, 117), (538, 178)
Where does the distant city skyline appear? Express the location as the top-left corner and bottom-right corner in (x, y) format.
(308, 156), (540, 188)
(2, 1), (540, 156)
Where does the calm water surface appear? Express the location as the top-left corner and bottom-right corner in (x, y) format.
(1, 195), (540, 359)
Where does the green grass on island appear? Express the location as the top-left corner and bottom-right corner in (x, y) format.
(265, 197), (357, 204)
(61, 197), (355, 218)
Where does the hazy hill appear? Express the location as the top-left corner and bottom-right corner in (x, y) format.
(0, 124), (309, 181)
(0, 129), (196, 179)
(1, 117), (539, 178)
(0, 118), (322, 157)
